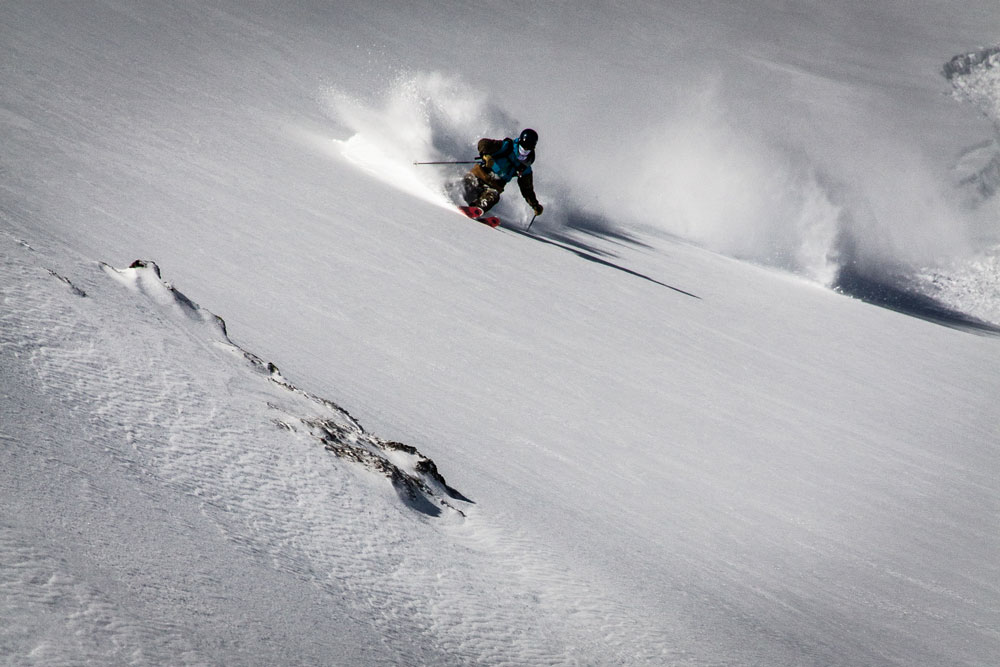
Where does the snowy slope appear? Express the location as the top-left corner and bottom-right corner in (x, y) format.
(3, 1), (1000, 665)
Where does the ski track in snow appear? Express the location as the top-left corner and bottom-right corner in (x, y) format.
(0, 230), (681, 665)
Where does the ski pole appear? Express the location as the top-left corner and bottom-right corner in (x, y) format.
(412, 160), (480, 165)
(526, 214), (537, 231)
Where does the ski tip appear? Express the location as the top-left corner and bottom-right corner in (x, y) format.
(456, 205), (499, 228)
(458, 205), (484, 219)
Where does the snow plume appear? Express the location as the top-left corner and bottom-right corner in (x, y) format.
(569, 61), (1000, 326)
(893, 45), (1000, 327)
(321, 71), (517, 210)
(946, 46), (1000, 205)
(317, 71), (616, 231)
(911, 247), (1000, 330)
(610, 87), (845, 285)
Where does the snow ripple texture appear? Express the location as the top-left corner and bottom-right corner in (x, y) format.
(0, 232), (673, 665)
(0, 526), (201, 665)
(99, 258), (470, 519)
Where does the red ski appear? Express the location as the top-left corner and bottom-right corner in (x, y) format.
(457, 206), (500, 228)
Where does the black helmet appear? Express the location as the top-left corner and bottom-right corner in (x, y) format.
(518, 128), (538, 150)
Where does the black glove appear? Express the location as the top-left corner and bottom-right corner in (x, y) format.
(531, 203), (544, 216)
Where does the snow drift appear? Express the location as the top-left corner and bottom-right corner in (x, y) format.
(100, 258), (471, 517)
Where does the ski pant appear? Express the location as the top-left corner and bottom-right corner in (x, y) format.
(460, 173), (501, 212)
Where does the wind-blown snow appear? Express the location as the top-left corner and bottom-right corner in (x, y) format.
(3, 1), (1000, 665)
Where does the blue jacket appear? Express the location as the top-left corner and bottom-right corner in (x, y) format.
(471, 137), (539, 207)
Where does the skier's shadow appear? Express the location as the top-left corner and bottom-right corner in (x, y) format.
(500, 212), (700, 299)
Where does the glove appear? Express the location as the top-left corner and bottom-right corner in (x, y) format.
(480, 154), (494, 168)
(531, 203), (544, 216)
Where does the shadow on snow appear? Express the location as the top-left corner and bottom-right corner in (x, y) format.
(498, 210), (700, 300)
(834, 264), (1000, 336)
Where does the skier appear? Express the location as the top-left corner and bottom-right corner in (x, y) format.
(461, 128), (544, 216)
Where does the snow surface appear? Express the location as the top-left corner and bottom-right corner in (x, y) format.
(3, 1), (1000, 665)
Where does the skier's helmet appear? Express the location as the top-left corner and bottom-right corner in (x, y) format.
(517, 128), (538, 151)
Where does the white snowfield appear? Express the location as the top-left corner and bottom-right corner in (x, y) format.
(3, 1), (1000, 666)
